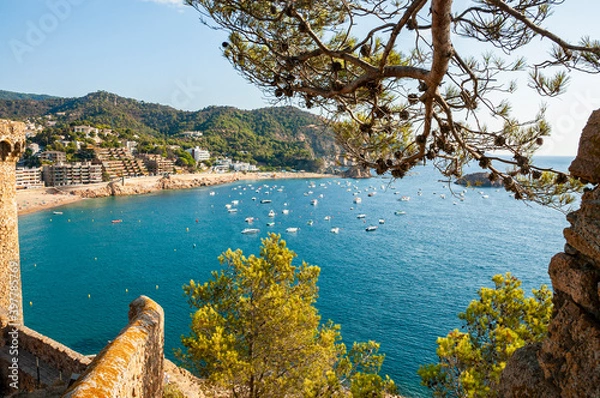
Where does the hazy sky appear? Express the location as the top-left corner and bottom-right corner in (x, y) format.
(0, 0), (599, 156)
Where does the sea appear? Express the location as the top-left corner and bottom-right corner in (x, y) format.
(18, 157), (573, 397)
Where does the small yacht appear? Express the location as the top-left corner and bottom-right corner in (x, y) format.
(330, 227), (340, 234)
(282, 209), (290, 215)
(311, 199), (318, 205)
(260, 199), (272, 204)
(357, 214), (366, 219)
(286, 227), (299, 233)
(241, 228), (260, 235)
(365, 225), (378, 232)
(268, 210), (275, 217)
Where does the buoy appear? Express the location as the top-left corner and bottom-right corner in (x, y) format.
(92, 219), (94, 222)
(34, 263), (37, 268)
(94, 257), (97, 261)
(193, 244), (196, 248)
(29, 301), (33, 306)
(174, 248), (177, 252)
(50, 219), (52, 222)
(88, 294), (91, 298)
(125, 288), (129, 293)
(156, 285), (159, 289)
(186, 227), (189, 232)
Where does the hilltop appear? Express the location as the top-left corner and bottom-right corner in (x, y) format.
(0, 90), (340, 171)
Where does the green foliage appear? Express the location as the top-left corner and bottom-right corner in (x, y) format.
(418, 273), (553, 398)
(0, 91), (337, 172)
(180, 234), (395, 398)
(162, 383), (185, 398)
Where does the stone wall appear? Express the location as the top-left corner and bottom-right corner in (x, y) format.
(0, 120), (26, 326)
(500, 110), (600, 397)
(62, 296), (164, 398)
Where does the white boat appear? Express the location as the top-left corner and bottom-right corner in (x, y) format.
(286, 227), (299, 233)
(282, 209), (290, 215)
(209, 191), (215, 196)
(482, 195), (489, 199)
(311, 199), (318, 205)
(440, 194), (446, 199)
(52, 211), (63, 215)
(394, 210), (406, 215)
(252, 197), (257, 201)
(260, 199), (272, 204)
(357, 214), (366, 219)
(324, 216), (331, 221)
(307, 220), (314, 225)
(379, 219), (385, 224)
(266, 222), (275, 227)
(225, 204), (232, 209)
(228, 208), (238, 213)
(245, 217), (254, 223)
(330, 227), (340, 234)
(365, 226), (378, 232)
(232, 200), (239, 205)
(353, 197), (362, 204)
(400, 196), (411, 201)
(368, 192), (376, 197)
(241, 228), (260, 234)
(268, 210), (275, 217)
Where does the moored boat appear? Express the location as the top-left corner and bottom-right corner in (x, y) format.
(241, 228), (260, 235)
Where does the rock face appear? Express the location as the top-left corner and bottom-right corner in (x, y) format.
(569, 109), (600, 184)
(342, 165), (372, 179)
(455, 172), (503, 188)
(500, 111), (600, 397)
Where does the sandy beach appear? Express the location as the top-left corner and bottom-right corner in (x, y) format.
(17, 171), (332, 216)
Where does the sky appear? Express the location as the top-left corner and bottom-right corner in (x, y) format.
(0, 0), (599, 156)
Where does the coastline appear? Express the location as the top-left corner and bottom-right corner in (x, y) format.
(17, 171), (333, 216)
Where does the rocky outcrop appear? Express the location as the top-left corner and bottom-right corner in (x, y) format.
(455, 172), (502, 188)
(500, 111), (600, 397)
(569, 109), (600, 184)
(342, 165), (372, 179)
(73, 174), (241, 199)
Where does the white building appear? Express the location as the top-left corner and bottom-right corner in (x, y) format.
(73, 125), (99, 136)
(213, 157), (232, 173)
(16, 167), (44, 189)
(181, 131), (203, 138)
(186, 146), (210, 162)
(232, 161), (258, 172)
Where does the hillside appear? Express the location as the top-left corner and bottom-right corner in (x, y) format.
(0, 90), (340, 171)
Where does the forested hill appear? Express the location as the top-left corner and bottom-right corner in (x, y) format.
(0, 90), (340, 169)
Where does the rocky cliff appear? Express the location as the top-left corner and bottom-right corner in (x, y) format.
(72, 174), (240, 199)
(500, 110), (600, 397)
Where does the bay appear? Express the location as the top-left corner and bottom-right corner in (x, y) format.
(18, 157), (571, 397)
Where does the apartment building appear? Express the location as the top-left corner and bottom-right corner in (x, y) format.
(42, 162), (102, 187)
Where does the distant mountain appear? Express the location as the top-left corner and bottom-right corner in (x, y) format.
(0, 90), (340, 171)
(0, 90), (60, 101)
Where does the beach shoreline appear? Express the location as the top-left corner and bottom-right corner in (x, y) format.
(17, 171), (334, 216)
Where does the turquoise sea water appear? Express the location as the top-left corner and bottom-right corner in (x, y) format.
(18, 158), (571, 397)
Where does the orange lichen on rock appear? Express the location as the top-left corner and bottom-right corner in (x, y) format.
(62, 296), (164, 398)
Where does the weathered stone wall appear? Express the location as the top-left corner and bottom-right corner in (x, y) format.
(62, 296), (164, 398)
(16, 325), (92, 376)
(0, 120), (26, 326)
(500, 110), (600, 397)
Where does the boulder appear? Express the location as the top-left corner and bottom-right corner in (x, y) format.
(569, 109), (600, 183)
